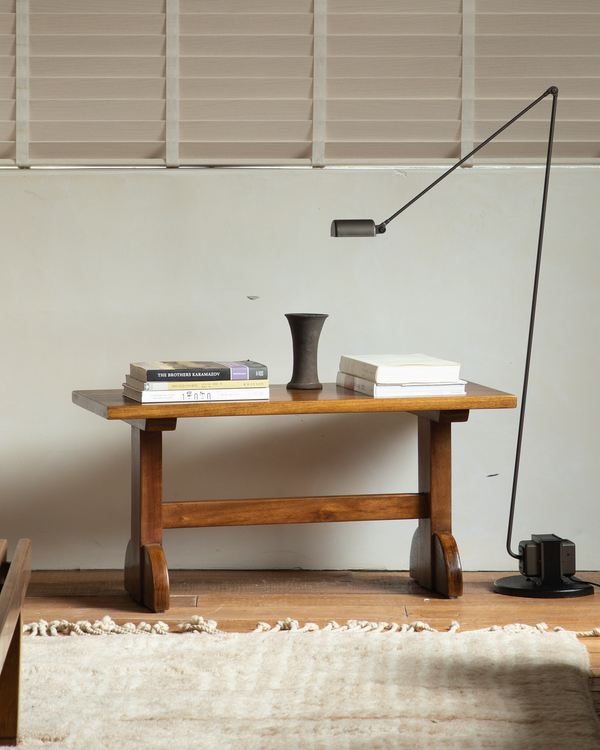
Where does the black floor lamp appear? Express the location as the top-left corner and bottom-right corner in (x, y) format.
(331, 87), (593, 599)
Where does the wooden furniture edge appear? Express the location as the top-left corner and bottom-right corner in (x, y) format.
(0, 540), (6, 583)
(0, 540), (31, 667)
(73, 382), (517, 421)
(0, 539), (32, 746)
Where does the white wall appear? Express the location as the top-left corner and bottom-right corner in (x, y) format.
(1, 166), (599, 571)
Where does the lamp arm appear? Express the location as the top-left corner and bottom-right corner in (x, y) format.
(375, 87), (558, 234)
(505, 86), (558, 560)
(333, 88), (560, 562)
(375, 86), (559, 562)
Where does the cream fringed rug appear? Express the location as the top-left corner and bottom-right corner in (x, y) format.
(15, 619), (600, 750)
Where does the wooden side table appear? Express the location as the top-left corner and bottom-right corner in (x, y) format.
(73, 382), (516, 612)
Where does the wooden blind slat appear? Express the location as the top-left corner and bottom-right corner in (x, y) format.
(328, 122), (461, 141)
(30, 15), (166, 35)
(32, 100), (165, 120)
(328, 58), (462, 78)
(478, 100), (600, 121)
(31, 36), (166, 56)
(328, 37), (461, 57)
(0, 35), (15, 54)
(31, 122), (166, 141)
(475, 121), (600, 142)
(180, 37), (312, 56)
(477, 15), (600, 35)
(466, 142), (600, 159)
(0, 121), (14, 139)
(329, 79), (461, 99)
(181, 14), (313, 35)
(326, 142), (460, 160)
(181, 101), (312, 121)
(31, 58), (166, 77)
(328, 15), (461, 35)
(0, 57), (13, 76)
(476, 36), (600, 57)
(0, 13), (15, 32)
(476, 78), (600, 99)
(180, 0), (313, 13)
(30, 79), (166, 99)
(329, 1), (461, 14)
(30, 143), (166, 160)
(30, 0), (165, 12)
(180, 122), (312, 141)
(477, 0), (598, 11)
(182, 58), (313, 78)
(328, 100), (461, 119)
(477, 57), (600, 78)
(181, 79), (312, 100)
(179, 142), (312, 161)
(0, 80), (15, 98)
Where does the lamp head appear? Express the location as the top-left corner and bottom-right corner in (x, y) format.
(330, 219), (386, 237)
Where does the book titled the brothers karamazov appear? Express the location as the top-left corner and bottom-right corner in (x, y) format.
(130, 360), (268, 382)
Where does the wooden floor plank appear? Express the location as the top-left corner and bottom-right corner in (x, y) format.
(22, 569), (600, 633)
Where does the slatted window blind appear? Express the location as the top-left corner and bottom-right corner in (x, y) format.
(1, 0), (598, 167)
(327, 0), (464, 164)
(474, 0), (600, 163)
(27, 0), (166, 166)
(179, 0), (314, 165)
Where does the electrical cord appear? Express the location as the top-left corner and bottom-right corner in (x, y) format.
(569, 576), (600, 588)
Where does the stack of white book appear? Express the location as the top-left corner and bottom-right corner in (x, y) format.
(336, 354), (466, 398)
(123, 360), (269, 403)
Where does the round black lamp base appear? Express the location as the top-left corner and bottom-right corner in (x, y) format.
(493, 574), (594, 598)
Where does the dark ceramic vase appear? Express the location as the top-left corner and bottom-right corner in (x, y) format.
(285, 313), (328, 390)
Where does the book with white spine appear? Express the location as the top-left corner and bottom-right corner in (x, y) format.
(339, 354), (461, 385)
(123, 385), (270, 403)
(336, 371), (466, 398)
(125, 374), (269, 391)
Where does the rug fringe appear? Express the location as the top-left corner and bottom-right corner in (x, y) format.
(23, 616), (596, 637)
(253, 618), (460, 633)
(23, 616), (171, 636)
(23, 615), (600, 638)
(23, 616), (460, 636)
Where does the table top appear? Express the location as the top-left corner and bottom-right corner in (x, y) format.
(72, 382), (517, 421)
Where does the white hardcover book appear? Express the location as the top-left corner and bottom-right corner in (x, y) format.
(123, 385), (270, 403)
(336, 372), (467, 397)
(339, 354), (461, 385)
(125, 374), (269, 391)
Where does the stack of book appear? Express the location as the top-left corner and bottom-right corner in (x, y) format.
(336, 354), (466, 398)
(123, 360), (269, 403)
